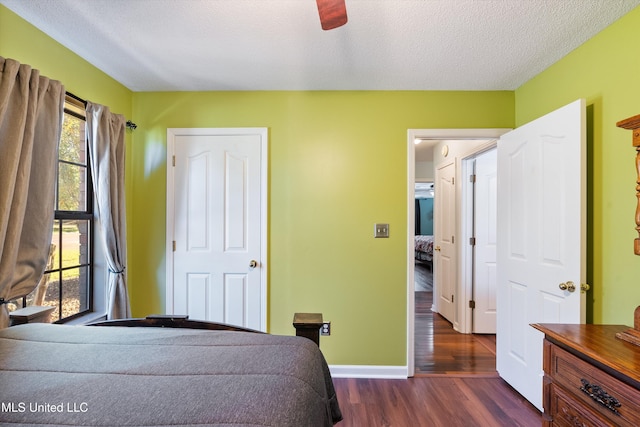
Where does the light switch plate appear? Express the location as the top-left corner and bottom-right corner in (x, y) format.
(374, 223), (389, 238)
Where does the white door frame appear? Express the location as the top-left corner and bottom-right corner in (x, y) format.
(407, 128), (509, 377)
(166, 128), (269, 331)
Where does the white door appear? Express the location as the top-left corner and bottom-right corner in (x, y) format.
(496, 99), (586, 410)
(473, 148), (497, 333)
(166, 128), (267, 331)
(434, 160), (456, 323)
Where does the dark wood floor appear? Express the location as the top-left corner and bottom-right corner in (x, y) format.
(415, 290), (497, 375)
(334, 376), (541, 426)
(331, 264), (542, 426)
(414, 261), (433, 292)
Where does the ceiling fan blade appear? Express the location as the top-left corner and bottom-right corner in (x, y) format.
(316, 0), (348, 30)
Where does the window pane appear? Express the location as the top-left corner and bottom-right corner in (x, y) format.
(40, 277), (61, 321)
(60, 220), (90, 268)
(32, 267), (90, 321)
(58, 162), (87, 211)
(61, 266), (90, 318)
(76, 220), (90, 265)
(61, 221), (79, 269)
(59, 113), (86, 164)
(50, 220), (61, 270)
(25, 269), (57, 304)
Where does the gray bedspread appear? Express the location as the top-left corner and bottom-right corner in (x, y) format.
(0, 324), (342, 426)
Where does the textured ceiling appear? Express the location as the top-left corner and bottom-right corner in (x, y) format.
(2, 0), (639, 91)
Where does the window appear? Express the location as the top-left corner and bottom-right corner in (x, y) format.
(47, 96), (93, 321)
(15, 96), (94, 322)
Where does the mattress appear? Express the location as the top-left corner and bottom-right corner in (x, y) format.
(0, 323), (342, 426)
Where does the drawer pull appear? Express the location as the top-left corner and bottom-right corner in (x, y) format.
(580, 379), (621, 415)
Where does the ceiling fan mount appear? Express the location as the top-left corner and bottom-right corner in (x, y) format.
(316, 0), (348, 30)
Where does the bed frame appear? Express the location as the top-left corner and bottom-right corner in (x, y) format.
(88, 314), (263, 333)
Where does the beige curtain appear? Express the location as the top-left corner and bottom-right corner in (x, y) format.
(0, 57), (64, 328)
(86, 102), (130, 319)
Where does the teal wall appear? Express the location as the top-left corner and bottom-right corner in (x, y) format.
(417, 198), (434, 235)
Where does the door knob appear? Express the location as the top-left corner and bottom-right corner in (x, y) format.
(434, 246), (441, 252)
(559, 281), (576, 292)
(249, 260), (258, 269)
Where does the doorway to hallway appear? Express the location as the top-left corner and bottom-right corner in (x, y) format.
(407, 128), (508, 376)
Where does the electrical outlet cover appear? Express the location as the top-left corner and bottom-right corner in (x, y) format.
(321, 321), (331, 336)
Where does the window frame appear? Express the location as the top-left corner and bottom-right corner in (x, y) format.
(47, 95), (95, 323)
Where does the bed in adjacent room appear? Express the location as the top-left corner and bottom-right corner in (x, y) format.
(414, 234), (434, 264)
(0, 320), (342, 426)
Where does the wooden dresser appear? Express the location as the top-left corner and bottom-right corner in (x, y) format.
(532, 324), (640, 426)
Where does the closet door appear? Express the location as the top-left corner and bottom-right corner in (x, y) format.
(166, 128), (267, 331)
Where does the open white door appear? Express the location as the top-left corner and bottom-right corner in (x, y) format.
(473, 148), (497, 334)
(434, 160), (456, 323)
(496, 100), (586, 410)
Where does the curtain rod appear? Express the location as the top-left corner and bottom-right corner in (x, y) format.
(66, 91), (86, 106)
(65, 91), (137, 131)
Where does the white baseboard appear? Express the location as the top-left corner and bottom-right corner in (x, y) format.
(329, 365), (408, 379)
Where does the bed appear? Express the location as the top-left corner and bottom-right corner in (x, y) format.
(0, 318), (342, 426)
(414, 234), (434, 263)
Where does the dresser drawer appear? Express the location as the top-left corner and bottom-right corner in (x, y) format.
(548, 382), (609, 427)
(548, 343), (640, 426)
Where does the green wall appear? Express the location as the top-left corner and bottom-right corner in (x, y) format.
(0, 7), (131, 118)
(130, 91), (513, 365)
(8, 2), (640, 366)
(515, 6), (640, 325)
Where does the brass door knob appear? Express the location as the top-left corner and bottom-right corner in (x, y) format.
(559, 281), (576, 292)
(434, 246), (441, 252)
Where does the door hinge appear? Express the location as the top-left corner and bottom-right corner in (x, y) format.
(172, 241), (176, 251)
(470, 174), (476, 183)
(452, 294), (454, 303)
(172, 155), (176, 166)
(469, 300), (476, 309)
(451, 235), (455, 244)
(469, 237), (476, 246)
(451, 177), (455, 185)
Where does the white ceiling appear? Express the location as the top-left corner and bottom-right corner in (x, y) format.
(2, 0), (638, 92)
